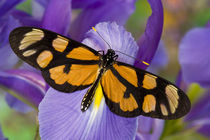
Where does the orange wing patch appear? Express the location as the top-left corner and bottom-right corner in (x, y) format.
(113, 64), (138, 87)
(142, 94), (156, 113)
(36, 50), (53, 68)
(49, 64), (99, 86)
(23, 49), (37, 57)
(142, 73), (157, 90)
(52, 35), (69, 52)
(19, 28), (44, 50)
(119, 94), (138, 112)
(66, 47), (99, 60)
(165, 85), (179, 114)
(160, 104), (168, 116)
(101, 69), (138, 112)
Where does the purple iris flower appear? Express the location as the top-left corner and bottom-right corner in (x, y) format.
(179, 23), (210, 137)
(37, 0), (165, 139)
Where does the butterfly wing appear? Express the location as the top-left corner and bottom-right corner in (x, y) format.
(101, 61), (191, 119)
(9, 27), (101, 93)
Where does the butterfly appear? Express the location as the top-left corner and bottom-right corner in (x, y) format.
(9, 27), (191, 119)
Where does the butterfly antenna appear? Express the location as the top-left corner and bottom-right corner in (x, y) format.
(92, 27), (149, 66)
(114, 50), (150, 66)
(92, 27), (112, 49)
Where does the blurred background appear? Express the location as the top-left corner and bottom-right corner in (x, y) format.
(0, 0), (210, 139)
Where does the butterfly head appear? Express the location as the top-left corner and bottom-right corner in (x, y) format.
(101, 49), (117, 68)
(107, 49), (115, 58)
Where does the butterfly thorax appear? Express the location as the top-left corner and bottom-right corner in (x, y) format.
(101, 49), (118, 68)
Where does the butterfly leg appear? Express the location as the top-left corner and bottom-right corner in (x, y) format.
(97, 50), (104, 55)
(113, 55), (118, 61)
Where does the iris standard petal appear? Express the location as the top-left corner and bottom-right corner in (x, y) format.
(41, 0), (71, 35)
(0, 0), (25, 17)
(39, 88), (137, 140)
(83, 22), (139, 65)
(0, 70), (46, 108)
(5, 93), (33, 113)
(179, 27), (210, 87)
(70, 0), (136, 41)
(136, 116), (164, 140)
(135, 0), (164, 70)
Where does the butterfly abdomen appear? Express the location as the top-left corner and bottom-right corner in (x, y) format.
(81, 69), (104, 112)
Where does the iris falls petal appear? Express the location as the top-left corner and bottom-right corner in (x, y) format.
(39, 88), (137, 140)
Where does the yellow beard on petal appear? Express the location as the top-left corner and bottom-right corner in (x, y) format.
(94, 82), (103, 109)
(81, 82), (105, 139)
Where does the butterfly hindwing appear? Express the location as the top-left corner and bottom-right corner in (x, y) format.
(101, 61), (191, 119)
(42, 64), (100, 93)
(9, 27), (101, 93)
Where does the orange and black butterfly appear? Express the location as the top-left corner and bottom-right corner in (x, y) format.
(9, 27), (190, 119)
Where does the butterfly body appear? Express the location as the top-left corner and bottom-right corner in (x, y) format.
(9, 27), (191, 119)
(81, 49), (117, 111)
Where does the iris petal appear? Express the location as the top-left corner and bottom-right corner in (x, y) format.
(135, 0), (164, 70)
(70, 0), (136, 41)
(136, 116), (164, 140)
(83, 22), (139, 64)
(185, 90), (210, 137)
(39, 88), (137, 140)
(5, 93), (32, 113)
(41, 0), (71, 35)
(0, 70), (46, 108)
(0, 0), (25, 17)
(179, 27), (210, 87)
(185, 92), (210, 121)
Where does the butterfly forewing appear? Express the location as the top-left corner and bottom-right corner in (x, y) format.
(9, 27), (101, 93)
(101, 62), (191, 119)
